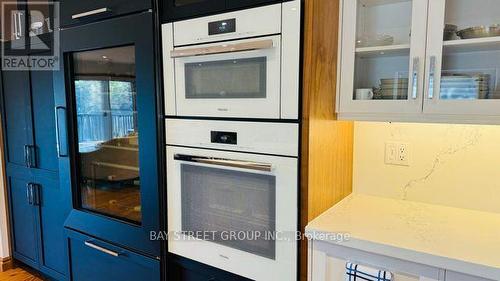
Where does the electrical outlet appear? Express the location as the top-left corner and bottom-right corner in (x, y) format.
(385, 142), (410, 166)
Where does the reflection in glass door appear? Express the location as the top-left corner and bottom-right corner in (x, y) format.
(353, 0), (413, 101)
(339, 0), (428, 115)
(71, 45), (141, 224)
(439, 0), (500, 101)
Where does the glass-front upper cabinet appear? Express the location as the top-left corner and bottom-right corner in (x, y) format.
(424, 0), (500, 116)
(339, 0), (428, 114)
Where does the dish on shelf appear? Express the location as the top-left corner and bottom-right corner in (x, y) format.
(444, 24), (458, 40)
(439, 73), (491, 100)
(373, 77), (409, 100)
(356, 34), (394, 47)
(457, 24), (500, 39)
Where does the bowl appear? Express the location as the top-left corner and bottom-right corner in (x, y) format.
(444, 24), (457, 40)
(457, 24), (500, 39)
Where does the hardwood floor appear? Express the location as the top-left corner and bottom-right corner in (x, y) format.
(0, 267), (44, 281)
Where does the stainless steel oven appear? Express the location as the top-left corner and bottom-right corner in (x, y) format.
(162, 0), (301, 119)
(166, 119), (299, 280)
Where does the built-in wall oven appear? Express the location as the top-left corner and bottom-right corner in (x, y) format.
(166, 119), (298, 280)
(162, 0), (301, 119)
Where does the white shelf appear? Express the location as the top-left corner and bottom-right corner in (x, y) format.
(355, 44), (411, 58)
(443, 36), (500, 53)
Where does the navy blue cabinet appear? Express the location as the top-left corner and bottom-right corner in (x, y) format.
(54, 12), (160, 258)
(67, 230), (160, 281)
(34, 173), (68, 279)
(2, 70), (34, 167)
(1, 63), (69, 280)
(162, 0), (283, 21)
(7, 176), (40, 268)
(60, 0), (151, 27)
(31, 70), (59, 172)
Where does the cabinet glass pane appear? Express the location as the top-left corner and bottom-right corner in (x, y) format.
(181, 164), (276, 259)
(439, 0), (500, 100)
(354, 0), (412, 101)
(185, 57), (267, 99)
(72, 45), (141, 224)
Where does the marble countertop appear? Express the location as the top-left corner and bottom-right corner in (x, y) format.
(306, 194), (500, 280)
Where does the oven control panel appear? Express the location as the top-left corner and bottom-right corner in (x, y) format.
(209, 18), (236, 35)
(211, 131), (237, 145)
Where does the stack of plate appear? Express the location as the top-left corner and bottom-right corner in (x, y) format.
(439, 74), (490, 100)
(374, 78), (409, 100)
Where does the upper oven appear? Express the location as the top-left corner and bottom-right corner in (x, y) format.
(162, 0), (301, 119)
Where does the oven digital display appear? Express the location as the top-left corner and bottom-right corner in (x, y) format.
(208, 18), (236, 35)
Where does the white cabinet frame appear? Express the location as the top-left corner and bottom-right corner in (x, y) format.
(338, 0), (429, 114)
(423, 0), (500, 116)
(337, 0), (500, 123)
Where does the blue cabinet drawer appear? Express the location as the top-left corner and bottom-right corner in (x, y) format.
(60, 0), (151, 27)
(67, 230), (160, 281)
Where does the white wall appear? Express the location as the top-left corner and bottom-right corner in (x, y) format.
(0, 122), (11, 259)
(353, 121), (500, 214)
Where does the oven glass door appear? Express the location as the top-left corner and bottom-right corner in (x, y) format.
(167, 146), (297, 280)
(173, 35), (281, 118)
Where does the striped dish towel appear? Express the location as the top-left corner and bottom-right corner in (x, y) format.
(345, 262), (392, 281)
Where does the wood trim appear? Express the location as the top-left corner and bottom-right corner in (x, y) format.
(0, 257), (13, 272)
(300, 0), (354, 280)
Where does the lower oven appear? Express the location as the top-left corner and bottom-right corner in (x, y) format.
(166, 121), (298, 280)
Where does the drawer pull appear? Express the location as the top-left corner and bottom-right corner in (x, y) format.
(84, 241), (120, 257)
(72, 8), (110, 20)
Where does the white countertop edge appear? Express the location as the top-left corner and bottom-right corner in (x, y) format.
(305, 229), (499, 280)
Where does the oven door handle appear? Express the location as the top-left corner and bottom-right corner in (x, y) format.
(174, 154), (273, 172)
(170, 39), (274, 58)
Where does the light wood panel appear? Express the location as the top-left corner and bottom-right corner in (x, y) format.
(0, 267), (43, 281)
(300, 0), (354, 280)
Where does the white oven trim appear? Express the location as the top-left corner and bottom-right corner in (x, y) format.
(281, 0), (301, 119)
(173, 35), (282, 119)
(166, 146), (298, 281)
(172, 4), (282, 46)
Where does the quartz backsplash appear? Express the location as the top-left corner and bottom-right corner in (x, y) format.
(353, 121), (500, 214)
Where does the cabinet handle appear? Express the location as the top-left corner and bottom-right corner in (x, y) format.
(26, 183), (32, 205)
(32, 184), (40, 206)
(23, 145), (35, 168)
(27, 145), (35, 168)
(84, 241), (120, 257)
(12, 12), (19, 39)
(72, 8), (110, 20)
(55, 106), (68, 157)
(17, 12), (23, 38)
(24, 145), (29, 167)
(411, 57), (419, 99)
(428, 56), (437, 99)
